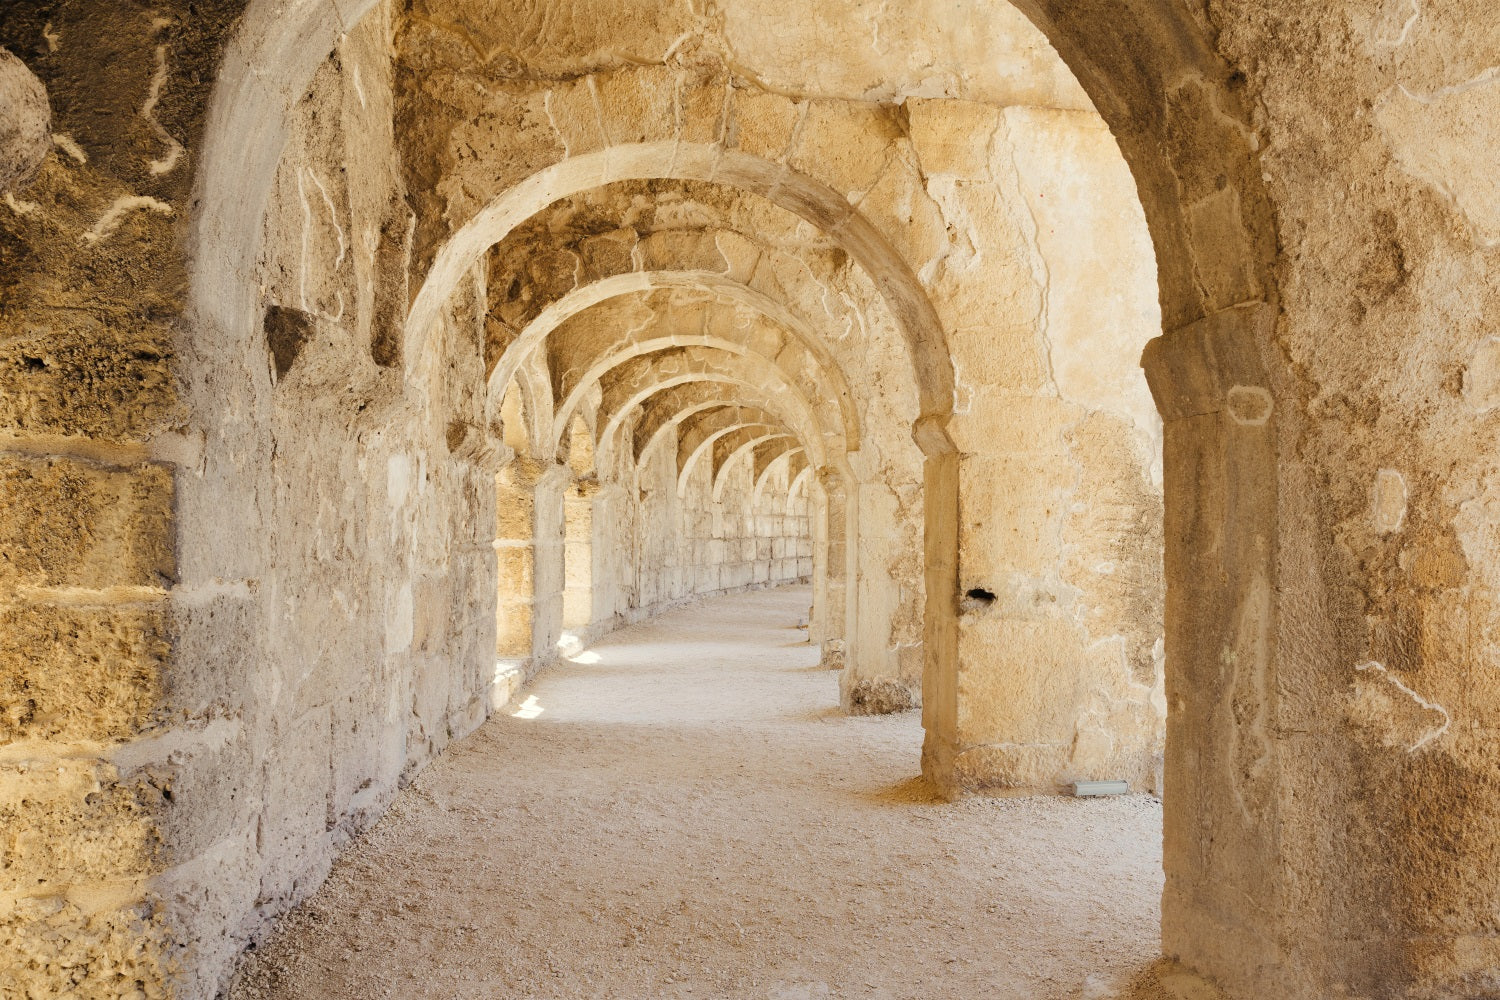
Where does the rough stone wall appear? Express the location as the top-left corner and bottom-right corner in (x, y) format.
(0, 3), (239, 995)
(1167, 2), (1500, 996)
(1, 1), (1173, 997)
(164, 9), (500, 995)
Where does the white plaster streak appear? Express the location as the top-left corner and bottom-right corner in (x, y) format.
(1395, 67), (1500, 106)
(80, 196), (173, 245)
(42, 21), (60, 52)
(864, 0), (891, 54)
(16, 584), (167, 605)
(1356, 660), (1452, 752)
(543, 89), (570, 158)
(142, 44), (186, 175)
(1376, 0), (1421, 48)
(111, 718), (241, 773)
(296, 168), (312, 310)
(661, 31), (695, 62)
(4, 192), (39, 216)
(52, 133), (87, 164)
(307, 168), (348, 320)
(352, 65), (366, 109)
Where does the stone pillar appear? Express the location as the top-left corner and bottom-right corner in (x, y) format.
(1142, 305), (1287, 993)
(561, 479), (597, 636)
(814, 466), (849, 670)
(494, 459), (569, 669)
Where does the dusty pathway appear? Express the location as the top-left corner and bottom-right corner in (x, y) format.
(227, 586), (1166, 1000)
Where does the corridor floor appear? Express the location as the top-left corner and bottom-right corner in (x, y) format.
(226, 586), (1165, 1000)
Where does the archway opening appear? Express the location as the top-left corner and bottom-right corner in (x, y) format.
(173, 0), (1286, 995)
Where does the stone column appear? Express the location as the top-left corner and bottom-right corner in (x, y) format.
(494, 459), (569, 670)
(561, 479), (597, 636)
(1143, 304), (1295, 996)
(814, 466), (850, 670)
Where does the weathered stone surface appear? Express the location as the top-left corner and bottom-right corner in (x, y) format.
(13, 0), (1500, 997)
(0, 603), (165, 744)
(0, 48), (50, 193)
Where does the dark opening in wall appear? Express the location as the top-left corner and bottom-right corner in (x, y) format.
(960, 587), (997, 615)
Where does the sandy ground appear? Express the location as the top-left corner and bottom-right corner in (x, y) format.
(226, 586), (1176, 1000)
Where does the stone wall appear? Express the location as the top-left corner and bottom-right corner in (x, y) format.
(0, 1), (1202, 997)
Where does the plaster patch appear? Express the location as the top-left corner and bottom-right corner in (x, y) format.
(1376, 73), (1500, 245)
(386, 583), (413, 654)
(386, 454), (412, 508)
(4, 191), (38, 215)
(1373, 468), (1408, 534)
(1226, 385), (1273, 425)
(52, 133), (86, 164)
(1463, 337), (1500, 412)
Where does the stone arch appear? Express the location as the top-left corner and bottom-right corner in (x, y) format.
(487, 270), (865, 440)
(185, 5), (1296, 999)
(676, 411), (796, 497)
(543, 331), (854, 461)
(752, 445), (809, 507)
(712, 432), (800, 504)
(404, 141), (953, 419)
(594, 361), (837, 472)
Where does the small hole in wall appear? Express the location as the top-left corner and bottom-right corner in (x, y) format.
(960, 587), (997, 614)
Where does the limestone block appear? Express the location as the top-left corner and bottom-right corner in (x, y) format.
(0, 457), (173, 591)
(0, 48), (50, 193)
(151, 829), (261, 1000)
(958, 454), (1074, 577)
(853, 146), (949, 289)
(159, 593), (262, 732)
(952, 742), (1071, 792)
(0, 603), (165, 743)
(543, 78), (609, 158)
(0, 894), (168, 1000)
(0, 321), (176, 440)
(255, 706), (332, 909)
(493, 545), (536, 592)
(595, 66), (679, 146)
(720, 0), (1091, 109)
(437, 86), (565, 223)
(786, 101), (901, 200)
(948, 394), (1079, 455)
(907, 100), (1002, 181)
(0, 760), (159, 893)
(140, 725), (258, 866)
(728, 89), (800, 163)
(496, 603), (534, 656)
(675, 75), (729, 146)
(956, 618), (1088, 748)
(846, 676), (916, 715)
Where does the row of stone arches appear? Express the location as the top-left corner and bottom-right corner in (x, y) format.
(6, 0), (1496, 997)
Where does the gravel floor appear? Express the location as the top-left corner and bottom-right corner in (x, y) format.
(226, 586), (1173, 1000)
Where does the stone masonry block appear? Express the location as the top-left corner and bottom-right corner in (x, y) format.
(0, 456), (174, 591)
(0, 603), (165, 743)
